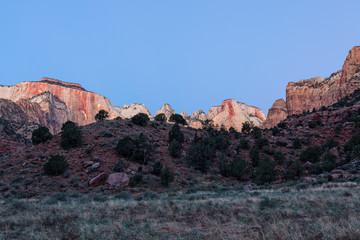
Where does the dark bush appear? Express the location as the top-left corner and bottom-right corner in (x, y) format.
(95, 110), (109, 122)
(219, 157), (231, 177)
(255, 157), (276, 184)
(308, 122), (316, 128)
(114, 160), (125, 172)
(251, 127), (262, 139)
(154, 113), (167, 122)
(293, 138), (302, 149)
(161, 167), (175, 187)
(131, 149), (145, 164)
(43, 155), (68, 176)
(322, 152), (337, 172)
(241, 121), (254, 133)
(131, 113), (150, 126)
(116, 136), (135, 158)
(250, 147), (260, 167)
(169, 139), (182, 158)
(255, 137), (269, 149)
(310, 162), (323, 174)
(230, 157), (248, 181)
(344, 135), (360, 152)
(187, 138), (216, 172)
(277, 122), (287, 129)
(299, 145), (323, 163)
(61, 121), (82, 149)
(169, 114), (187, 125)
(152, 161), (163, 176)
(284, 161), (303, 180)
(169, 124), (184, 143)
(272, 127), (280, 136)
(239, 139), (250, 150)
(129, 173), (142, 187)
(31, 126), (53, 145)
(274, 151), (285, 164)
(275, 141), (287, 147)
(214, 134), (230, 151)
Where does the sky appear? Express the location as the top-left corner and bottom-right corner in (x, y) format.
(0, 1), (360, 116)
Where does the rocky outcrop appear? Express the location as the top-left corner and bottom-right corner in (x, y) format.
(261, 99), (288, 129)
(0, 78), (153, 133)
(206, 99), (265, 131)
(154, 104), (175, 120)
(286, 46), (360, 116)
(115, 103), (152, 119)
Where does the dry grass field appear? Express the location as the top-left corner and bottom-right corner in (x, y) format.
(1, 181), (360, 240)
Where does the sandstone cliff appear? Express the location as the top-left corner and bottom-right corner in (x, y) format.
(154, 104), (175, 120)
(0, 78), (152, 133)
(260, 99), (288, 129)
(286, 46), (360, 116)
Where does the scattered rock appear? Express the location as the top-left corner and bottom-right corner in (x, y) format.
(106, 173), (129, 188)
(89, 172), (107, 187)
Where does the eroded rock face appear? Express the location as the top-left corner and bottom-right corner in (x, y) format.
(205, 99), (265, 131)
(261, 99), (288, 129)
(155, 104), (175, 120)
(0, 78), (153, 133)
(286, 46), (360, 116)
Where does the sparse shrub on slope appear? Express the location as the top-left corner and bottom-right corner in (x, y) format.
(284, 160), (303, 180)
(61, 121), (82, 149)
(31, 126), (52, 145)
(116, 136), (135, 158)
(116, 134), (154, 164)
(161, 166), (175, 187)
(293, 138), (302, 149)
(95, 109), (109, 122)
(299, 145), (323, 163)
(239, 139), (250, 150)
(169, 114), (187, 125)
(230, 157), (248, 181)
(322, 152), (337, 172)
(187, 137), (216, 172)
(168, 124), (184, 143)
(43, 155), (68, 176)
(255, 157), (276, 184)
(152, 161), (163, 176)
(154, 113), (167, 122)
(169, 139), (182, 158)
(241, 121), (254, 133)
(113, 160), (125, 172)
(344, 135), (360, 152)
(131, 113), (149, 126)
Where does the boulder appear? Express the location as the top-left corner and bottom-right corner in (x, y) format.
(106, 173), (130, 188)
(89, 172), (107, 187)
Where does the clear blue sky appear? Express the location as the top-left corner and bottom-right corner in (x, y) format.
(0, 1), (359, 116)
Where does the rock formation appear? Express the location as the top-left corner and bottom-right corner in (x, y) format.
(154, 104), (175, 120)
(260, 99), (288, 129)
(0, 78), (152, 133)
(286, 46), (360, 116)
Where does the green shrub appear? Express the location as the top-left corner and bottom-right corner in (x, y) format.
(308, 122), (316, 128)
(131, 149), (145, 164)
(95, 109), (109, 122)
(250, 147), (260, 167)
(293, 138), (302, 149)
(255, 137), (269, 149)
(31, 126), (53, 145)
(161, 167), (175, 187)
(299, 145), (323, 163)
(154, 113), (167, 122)
(219, 157), (231, 177)
(344, 135), (360, 152)
(131, 113), (149, 126)
(214, 134), (230, 151)
(285, 161), (303, 180)
(322, 152), (337, 172)
(61, 121), (82, 149)
(255, 157), (276, 184)
(168, 124), (184, 143)
(275, 141), (287, 147)
(187, 138), (216, 172)
(129, 173), (142, 187)
(169, 139), (182, 158)
(277, 122), (287, 129)
(239, 139), (250, 150)
(169, 114), (187, 125)
(274, 151), (285, 164)
(241, 121), (254, 133)
(230, 157), (248, 181)
(116, 136), (135, 158)
(152, 161), (163, 176)
(251, 127), (262, 139)
(272, 127), (280, 136)
(43, 155), (68, 176)
(310, 162), (323, 174)
(113, 160), (125, 172)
